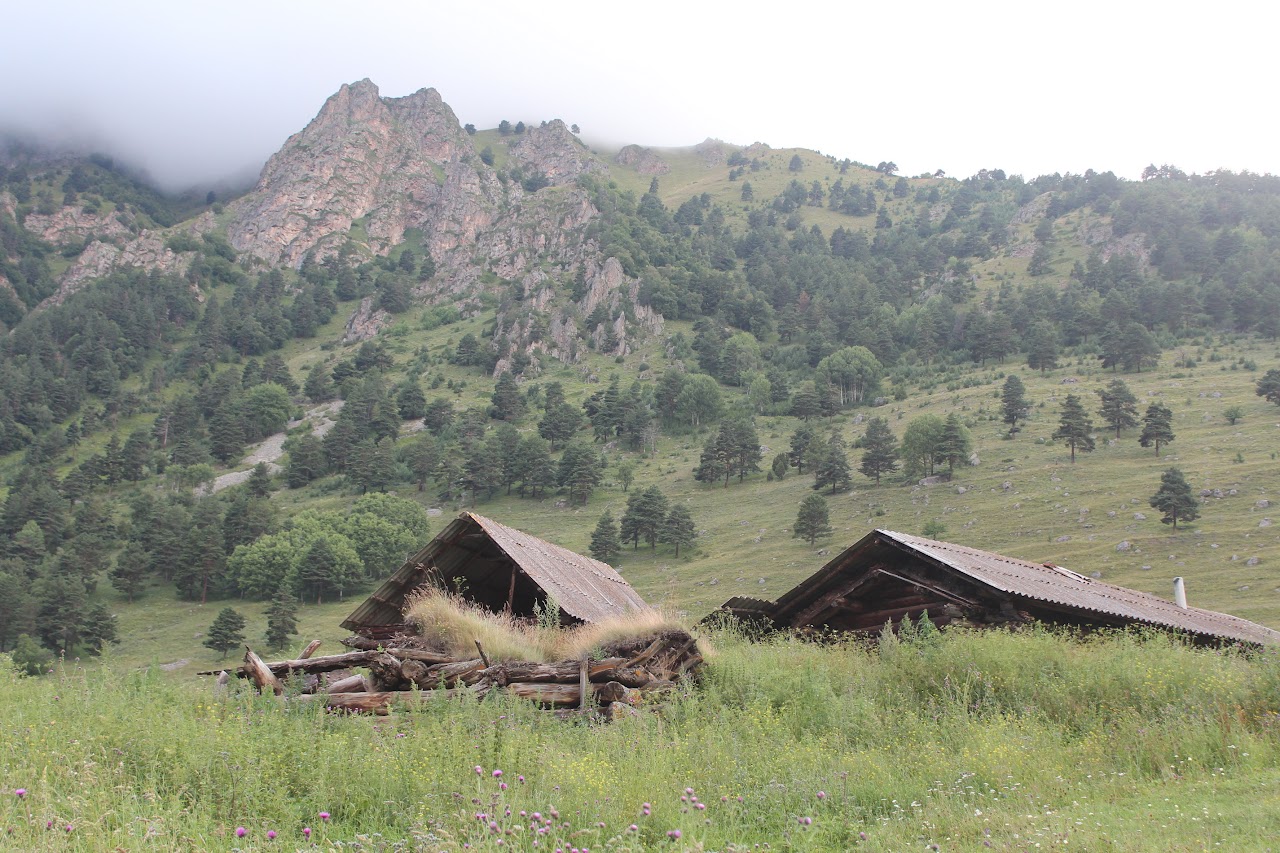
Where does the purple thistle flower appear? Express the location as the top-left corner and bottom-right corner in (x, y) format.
(13, 789), (25, 799)
(667, 829), (682, 840)
(303, 827), (312, 838)
(65, 824), (73, 833)
(518, 775), (525, 783)
(267, 830), (277, 840)
(319, 811), (330, 821)
(817, 790), (826, 800)
(236, 827), (247, 838)
(859, 831), (867, 840)
(696, 803), (706, 811)
(493, 769), (503, 778)
(475, 765), (484, 775)
(499, 782), (508, 791)
(629, 824), (638, 832)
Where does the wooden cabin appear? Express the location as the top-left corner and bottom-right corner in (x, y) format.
(341, 511), (650, 641)
(717, 529), (1280, 646)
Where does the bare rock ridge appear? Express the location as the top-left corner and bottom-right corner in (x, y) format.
(227, 79), (500, 268)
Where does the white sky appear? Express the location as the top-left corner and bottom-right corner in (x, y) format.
(2, 0), (1275, 191)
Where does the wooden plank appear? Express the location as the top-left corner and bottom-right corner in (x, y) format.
(786, 570), (883, 626)
(299, 639), (323, 659)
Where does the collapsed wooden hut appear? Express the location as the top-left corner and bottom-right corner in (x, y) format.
(340, 511), (651, 640)
(211, 513), (703, 716)
(716, 528), (1280, 646)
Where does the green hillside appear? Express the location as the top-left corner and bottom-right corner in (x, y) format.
(4, 126), (1280, 671)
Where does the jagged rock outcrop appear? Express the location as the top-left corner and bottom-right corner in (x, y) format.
(343, 296), (391, 344)
(614, 145), (670, 176)
(693, 138), (730, 168)
(21, 206), (133, 246)
(227, 79), (503, 268)
(508, 120), (603, 185)
(50, 231), (194, 306)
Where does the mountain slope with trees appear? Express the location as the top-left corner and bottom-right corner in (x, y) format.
(4, 80), (1280, 666)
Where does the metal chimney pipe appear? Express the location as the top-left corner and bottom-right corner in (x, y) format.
(1173, 576), (1188, 609)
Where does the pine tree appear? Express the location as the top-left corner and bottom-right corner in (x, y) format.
(621, 486), (668, 550)
(247, 462), (272, 498)
(264, 586), (299, 651)
(1026, 322), (1060, 373)
(793, 494), (832, 545)
(663, 504), (697, 557)
(939, 413), (972, 477)
(1256, 369), (1280, 406)
(1000, 375), (1030, 435)
(812, 433), (852, 494)
(858, 416), (899, 485)
(1097, 378), (1139, 437)
(1149, 467), (1200, 530)
(589, 511), (621, 564)
(693, 430), (730, 487)
(490, 371), (525, 421)
(1052, 393), (1095, 462)
(203, 607), (246, 659)
(1138, 403), (1176, 454)
(788, 424), (819, 473)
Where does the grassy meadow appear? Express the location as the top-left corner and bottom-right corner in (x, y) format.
(4, 625), (1280, 851)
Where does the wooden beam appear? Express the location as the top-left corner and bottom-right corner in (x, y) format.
(784, 569), (884, 626)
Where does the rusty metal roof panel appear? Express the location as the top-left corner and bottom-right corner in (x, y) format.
(467, 512), (650, 622)
(878, 530), (1280, 646)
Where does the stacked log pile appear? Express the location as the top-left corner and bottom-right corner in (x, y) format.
(205, 630), (703, 717)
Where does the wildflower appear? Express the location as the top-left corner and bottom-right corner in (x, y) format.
(13, 789), (25, 799)
(799, 816), (812, 826)
(268, 830), (277, 840)
(319, 811), (330, 821)
(475, 766), (484, 775)
(685, 787), (694, 795)
(65, 824), (73, 833)
(667, 829), (682, 840)
(500, 782), (508, 791)
(46, 821), (53, 830)
(696, 803), (706, 811)
(817, 791), (826, 800)
(629, 825), (638, 832)
(859, 831), (868, 840)
(518, 775), (525, 783)
(493, 769), (503, 778)
(303, 827), (312, 839)
(236, 827), (247, 838)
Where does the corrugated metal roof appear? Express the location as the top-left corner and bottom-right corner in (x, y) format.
(467, 513), (650, 622)
(340, 512), (648, 632)
(718, 528), (1279, 646)
(875, 530), (1280, 645)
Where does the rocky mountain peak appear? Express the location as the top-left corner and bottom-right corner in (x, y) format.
(226, 79), (487, 268)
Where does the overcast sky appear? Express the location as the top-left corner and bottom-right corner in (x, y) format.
(2, 1), (1275, 191)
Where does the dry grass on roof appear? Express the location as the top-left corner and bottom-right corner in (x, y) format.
(403, 590), (687, 663)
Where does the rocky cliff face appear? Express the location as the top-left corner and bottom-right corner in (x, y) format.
(227, 79), (504, 268)
(223, 79), (660, 371)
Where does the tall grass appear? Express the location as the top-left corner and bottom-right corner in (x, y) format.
(3, 627), (1279, 850)
(403, 590), (685, 662)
